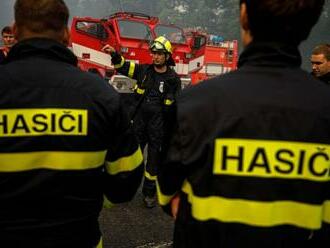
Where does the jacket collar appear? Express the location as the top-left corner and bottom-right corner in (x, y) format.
(238, 41), (301, 68)
(4, 38), (77, 66)
(318, 72), (330, 84)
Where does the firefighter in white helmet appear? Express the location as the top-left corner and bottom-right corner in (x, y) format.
(103, 36), (181, 208)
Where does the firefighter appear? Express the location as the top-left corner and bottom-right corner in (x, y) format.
(157, 0), (330, 247)
(0, 0), (143, 247)
(0, 26), (15, 63)
(310, 44), (330, 84)
(102, 36), (181, 208)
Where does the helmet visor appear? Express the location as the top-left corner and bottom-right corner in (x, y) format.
(150, 41), (166, 52)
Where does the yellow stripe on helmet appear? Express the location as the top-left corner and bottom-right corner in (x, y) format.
(154, 36), (172, 54)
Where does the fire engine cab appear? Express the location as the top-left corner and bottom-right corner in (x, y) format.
(70, 12), (238, 90)
(186, 30), (238, 84)
(70, 12), (191, 92)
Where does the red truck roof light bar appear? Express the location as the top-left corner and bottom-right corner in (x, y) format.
(108, 12), (159, 22)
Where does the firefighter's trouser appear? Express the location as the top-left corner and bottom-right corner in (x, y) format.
(133, 100), (163, 197)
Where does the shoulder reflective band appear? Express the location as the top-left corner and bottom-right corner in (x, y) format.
(114, 56), (125, 69)
(182, 180), (322, 229)
(164, 99), (174, 106)
(0, 108), (88, 137)
(128, 61), (136, 78)
(0, 150), (107, 172)
(213, 138), (330, 182)
(105, 147), (143, 175)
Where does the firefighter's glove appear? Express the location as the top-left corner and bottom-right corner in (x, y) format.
(101, 45), (123, 66)
(111, 51), (123, 66)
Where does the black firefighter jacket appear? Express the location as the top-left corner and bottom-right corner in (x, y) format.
(111, 51), (181, 108)
(157, 41), (330, 248)
(0, 38), (143, 247)
(318, 72), (330, 84)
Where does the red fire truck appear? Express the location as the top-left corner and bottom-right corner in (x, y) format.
(186, 30), (239, 84)
(70, 12), (191, 91)
(70, 12), (238, 90)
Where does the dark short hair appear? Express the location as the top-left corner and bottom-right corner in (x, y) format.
(14, 0), (69, 33)
(312, 44), (330, 61)
(240, 0), (325, 44)
(1, 26), (13, 35)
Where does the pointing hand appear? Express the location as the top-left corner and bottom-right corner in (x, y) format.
(101, 44), (116, 54)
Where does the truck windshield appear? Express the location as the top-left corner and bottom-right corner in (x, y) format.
(118, 20), (152, 40)
(154, 25), (186, 44)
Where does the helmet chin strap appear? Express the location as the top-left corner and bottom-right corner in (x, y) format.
(154, 63), (167, 69)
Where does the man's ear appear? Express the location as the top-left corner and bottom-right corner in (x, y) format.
(62, 27), (70, 46)
(12, 23), (19, 40)
(165, 54), (170, 61)
(240, 2), (249, 31)
(240, 2), (253, 46)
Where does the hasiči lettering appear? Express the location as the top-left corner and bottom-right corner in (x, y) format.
(0, 109), (88, 137)
(213, 139), (330, 181)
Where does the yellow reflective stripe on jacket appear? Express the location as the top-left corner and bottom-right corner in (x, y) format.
(105, 147), (143, 175)
(0, 151), (107, 172)
(114, 56), (125, 69)
(136, 87), (145, 95)
(128, 61), (136, 78)
(145, 170), (157, 180)
(323, 200), (330, 224)
(182, 180), (322, 229)
(156, 180), (177, 206)
(164, 99), (174, 106)
(213, 138), (330, 182)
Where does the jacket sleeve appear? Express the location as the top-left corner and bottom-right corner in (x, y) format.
(111, 51), (148, 95)
(157, 105), (187, 215)
(0, 50), (6, 64)
(111, 51), (143, 81)
(102, 94), (144, 204)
